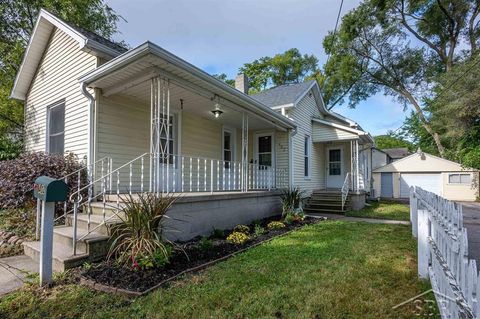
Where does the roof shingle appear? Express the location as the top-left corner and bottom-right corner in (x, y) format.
(251, 80), (315, 108)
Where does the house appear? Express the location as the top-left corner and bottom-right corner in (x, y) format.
(11, 9), (373, 270)
(382, 147), (410, 162)
(372, 150), (479, 201)
(371, 148), (390, 169)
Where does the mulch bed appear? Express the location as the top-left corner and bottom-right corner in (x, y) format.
(81, 215), (323, 296)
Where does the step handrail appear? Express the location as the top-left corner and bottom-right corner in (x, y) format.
(341, 172), (351, 211)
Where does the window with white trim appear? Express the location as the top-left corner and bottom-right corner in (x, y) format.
(47, 101), (65, 155)
(223, 128), (234, 169)
(448, 173), (471, 184)
(304, 135), (311, 177)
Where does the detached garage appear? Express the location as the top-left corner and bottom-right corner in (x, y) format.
(372, 151), (479, 201)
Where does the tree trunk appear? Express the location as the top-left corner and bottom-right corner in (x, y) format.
(401, 89), (446, 157)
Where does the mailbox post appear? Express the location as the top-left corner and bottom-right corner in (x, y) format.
(33, 176), (68, 286)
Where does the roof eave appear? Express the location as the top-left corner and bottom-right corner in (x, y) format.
(79, 42), (296, 130)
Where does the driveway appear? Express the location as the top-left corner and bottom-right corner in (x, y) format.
(459, 201), (480, 265)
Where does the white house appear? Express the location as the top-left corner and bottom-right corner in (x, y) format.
(373, 151), (479, 201)
(11, 10), (374, 270)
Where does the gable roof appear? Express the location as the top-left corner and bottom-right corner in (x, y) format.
(373, 151), (477, 173)
(251, 80), (316, 107)
(10, 9), (126, 101)
(382, 147), (410, 159)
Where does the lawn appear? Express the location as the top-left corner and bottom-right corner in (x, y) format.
(0, 221), (433, 319)
(346, 201), (411, 221)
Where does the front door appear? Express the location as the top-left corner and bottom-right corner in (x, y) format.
(254, 133), (274, 189)
(326, 147), (344, 189)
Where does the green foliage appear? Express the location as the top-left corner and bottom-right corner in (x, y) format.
(239, 48), (318, 93)
(198, 237), (213, 251)
(233, 224), (250, 234)
(280, 187), (305, 216)
(267, 221), (285, 230)
(374, 134), (413, 152)
(108, 193), (176, 269)
(226, 231), (249, 245)
(213, 73), (235, 87)
(253, 224), (265, 237)
(0, 152), (88, 210)
(0, 207), (36, 238)
(0, 136), (22, 160)
(283, 213), (295, 225)
(346, 201), (410, 221)
(0, 0), (124, 153)
(210, 228), (225, 239)
(0, 243), (23, 257)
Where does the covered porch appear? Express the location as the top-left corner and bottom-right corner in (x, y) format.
(311, 118), (374, 193)
(80, 43), (294, 195)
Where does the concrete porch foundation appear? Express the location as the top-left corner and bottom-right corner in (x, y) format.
(350, 192), (366, 211)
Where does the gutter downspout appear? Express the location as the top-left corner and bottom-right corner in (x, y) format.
(288, 127), (298, 189)
(80, 82), (95, 174)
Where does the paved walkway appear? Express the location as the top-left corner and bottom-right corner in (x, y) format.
(0, 255), (38, 297)
(458, 202), (480, 265)
(307, 213), (410, 225)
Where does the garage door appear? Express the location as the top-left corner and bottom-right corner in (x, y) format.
(400, 173), (442, 198)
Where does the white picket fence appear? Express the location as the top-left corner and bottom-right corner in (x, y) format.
(411, 186), (479, 319)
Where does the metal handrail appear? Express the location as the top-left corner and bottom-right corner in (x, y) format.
(68, 152), (288, 255)
(341, 172), (351, 211)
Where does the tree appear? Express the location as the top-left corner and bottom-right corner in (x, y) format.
(0, 0), (124, 157)
(374, 133), (414, 151)
(213, 73), (235, 87)
(239, 48), (319, 93)
(321, 0), (480, 157)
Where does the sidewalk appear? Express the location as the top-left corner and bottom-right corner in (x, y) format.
(307, 213), (411, 225)
(0, 255), (38, 297)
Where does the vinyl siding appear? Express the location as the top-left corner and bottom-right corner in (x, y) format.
(312, 122), (358, 142)
(289, 90), (324, 193)
(442, 172), (479, 201)
(24, 27), (97, 158)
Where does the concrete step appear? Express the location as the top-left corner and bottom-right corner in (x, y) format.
(65, 213), (122, 236)
(304, 208), (346, 214)
(86, 202), (125, 216)
(53, 226), (109, 253)
(23, 241), (89, 272)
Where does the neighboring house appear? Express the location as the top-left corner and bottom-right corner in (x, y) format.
(372, 150), (479, 201)
(382, 147), (410, 162)
(10, 10), (374, 269)
(371, 148), (391, 170)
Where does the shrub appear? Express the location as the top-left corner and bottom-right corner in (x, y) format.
(226, 231), (250, 245)
(198, 237), (213, 251)
(284, 213), (295, 225)
(267, 221), (286, 230)
(0, 152), (88, 211)
(108, 192), (177, 269)
(233, 224), (250, 234)
(253, 224), (266, 237)
(0, 206), (36, 239)
(211, 228), (225, 239)
(280, 187), (305, 216)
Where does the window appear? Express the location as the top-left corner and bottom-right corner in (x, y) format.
(448, 173), (471, 184)
(257, 135), (272, 167)
(154, 114), (175, 164)
(223, 129), (233, 169)
(328, 149), (341, 176)
(47, 101), (65, 155)
(304, 135), (311, 177)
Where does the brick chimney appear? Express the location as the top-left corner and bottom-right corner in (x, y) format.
(235, 73), (249, 94)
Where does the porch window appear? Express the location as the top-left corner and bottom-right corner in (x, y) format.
(448, 173), (471, 184)
(156, 114), (174, 164)
(304, 135), (311, 177)
(47, 101), (65, 155)
(223, 129), (233, 169)
(258, 135), (272, 167)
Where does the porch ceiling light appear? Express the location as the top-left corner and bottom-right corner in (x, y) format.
(211, 95), (223, 118)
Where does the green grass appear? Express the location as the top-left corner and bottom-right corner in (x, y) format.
(346, 201), (411, 221)
(0, 221), (434, 319)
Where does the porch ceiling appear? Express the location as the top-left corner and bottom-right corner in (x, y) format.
(80, 42), (295, 131)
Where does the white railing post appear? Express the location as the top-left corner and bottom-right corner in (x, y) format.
(417, 206), (430, 279)
(410, 187), (418, 238)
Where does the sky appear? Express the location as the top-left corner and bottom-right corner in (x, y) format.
(108, 0), (409, 136)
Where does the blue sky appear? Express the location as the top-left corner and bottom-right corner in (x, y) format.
(108, 0), (409, 136)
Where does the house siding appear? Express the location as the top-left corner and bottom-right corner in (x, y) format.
(289, 89), (324, 193)
(312, 122), (358, 142)
(24, 27), (97, 158)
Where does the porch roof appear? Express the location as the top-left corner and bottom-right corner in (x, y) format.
(311, 118), (374, 144)
(78, 42), (295, 131)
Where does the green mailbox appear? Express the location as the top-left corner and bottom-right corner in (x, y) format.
(33, 176), (69, 202)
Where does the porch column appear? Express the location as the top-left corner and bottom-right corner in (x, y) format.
(241, 112), (249, 192)
(355, 140), (360, 192)
(150, 76), (170, 195)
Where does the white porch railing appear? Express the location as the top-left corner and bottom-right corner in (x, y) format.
(67, 153), (287, 255)
(341, 172), (351, 211)
(411, 186), (478, 319)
